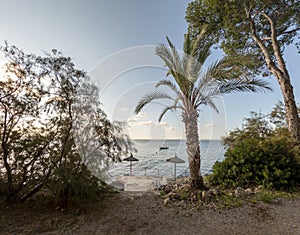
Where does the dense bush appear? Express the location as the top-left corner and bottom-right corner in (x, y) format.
(210, 135), (300, 190)
(48, 156), (101, 208)
(209, 109), (300, 191)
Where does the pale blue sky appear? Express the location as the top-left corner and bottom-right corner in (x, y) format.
(0, 1), (299, 139)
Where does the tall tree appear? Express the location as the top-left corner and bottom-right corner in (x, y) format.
(0, 44), (133, 202)
(135, 33), (271, 189)
(0, 45), (57, 201)
(186, 0), (300, 143)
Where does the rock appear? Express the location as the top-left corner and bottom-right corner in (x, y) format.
(209, 188), (221, 196)
(245, 188), (253, 195)
(164, 197), (170, 205)
(254, 185), (264, 193)
(202, 190), (211, 199)
(169, 192), (180, 200)
(235, 187), (245, 198)
(178, 200), (186, 206)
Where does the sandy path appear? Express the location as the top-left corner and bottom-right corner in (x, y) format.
(1, 191), (300, 235)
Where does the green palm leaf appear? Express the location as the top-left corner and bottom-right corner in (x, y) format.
(135, 91), (176, 114)
(215, 78), (272, 95)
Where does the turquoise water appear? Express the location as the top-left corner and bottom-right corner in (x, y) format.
(108, 139), (225, 180)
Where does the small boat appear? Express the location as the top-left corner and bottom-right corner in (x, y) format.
(159, 146), (169, 150)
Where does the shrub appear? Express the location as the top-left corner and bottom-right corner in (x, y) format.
(48, 156), (102, 209)
(209, 134), (300, 191)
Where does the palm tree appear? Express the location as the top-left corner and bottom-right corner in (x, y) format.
(135, 32), (272, 189)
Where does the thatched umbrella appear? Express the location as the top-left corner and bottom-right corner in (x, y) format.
(123, 153), (139, 176)
(166, 154), (185, 180)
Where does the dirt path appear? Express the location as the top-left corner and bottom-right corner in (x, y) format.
(1, 191), (300, 235)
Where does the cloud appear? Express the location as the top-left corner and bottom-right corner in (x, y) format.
(126, 112), (183, 139)
(205, 123), (218, 128)
(137, 121), (153, 126)
(157, 121), (168, 127)
(127, 112), (150, 124)
(118, 108), (128, 111)
(136, 112), (148, 118)
(127, 118), (137, 123)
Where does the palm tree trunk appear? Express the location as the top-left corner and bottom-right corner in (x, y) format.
(182, 110), (205, 189)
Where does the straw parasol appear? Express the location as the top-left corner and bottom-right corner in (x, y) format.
(123, 153), (139, 176)
(166, 153), (185, 180)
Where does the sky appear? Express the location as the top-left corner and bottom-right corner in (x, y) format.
(0, 0), (299, 140)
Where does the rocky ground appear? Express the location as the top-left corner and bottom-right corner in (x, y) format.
(1, 188), (300, 235)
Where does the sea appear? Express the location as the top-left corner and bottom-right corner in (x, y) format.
(108, 139), (225, 182)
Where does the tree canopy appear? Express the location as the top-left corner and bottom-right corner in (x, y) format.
(186, 0), (300, 143)
(0, 44), (133, 204)
(186, 0), (300, 75)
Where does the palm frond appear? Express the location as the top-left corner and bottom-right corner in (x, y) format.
(135, 91), (176, 114)
(155, 79), (181, 94)
(158, 104), (182, 122)
(195, 95), (219, 113)
(213, 78), (272, 95)
(156, 38), (191, 95)
(197, 57), (231, 89)
(166, 36), (184, 77)
(184, 30), (212, 84)
(156, 47), (183, 84)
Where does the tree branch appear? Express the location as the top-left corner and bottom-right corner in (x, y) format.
(243, 5), (286, 80)
(262, 37), (272, 41)
(260, 11), (288, 76)
(281, 27), (300, 35)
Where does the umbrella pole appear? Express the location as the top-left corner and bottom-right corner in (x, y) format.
(174, 163), (177, 181)
(130, 162), (132, 176)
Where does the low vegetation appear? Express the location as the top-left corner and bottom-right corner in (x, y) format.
(158, 105), (300, 210)
(209, 107), (300, 192)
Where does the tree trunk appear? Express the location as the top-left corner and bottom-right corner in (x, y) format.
(182, 110), (205, 189)
(277, 74), (300, 143)
(1, 111), (14, 201)
(248, 11), (300, 144)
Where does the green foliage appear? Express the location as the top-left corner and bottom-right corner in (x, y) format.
(159, 190), (166, 197)
(48, 152), (101, 208)
(186, 0), (300, 73)
(252, 191), (275, 204)
(210, 108), (300, 191)
(214, 192), (243, 209)
(186, 1), (300, 143)
(135, 33), (271, 189)
(180, 188), (189, 200)
(222, 111), (272, 147)
(0, 43), (133, 204)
